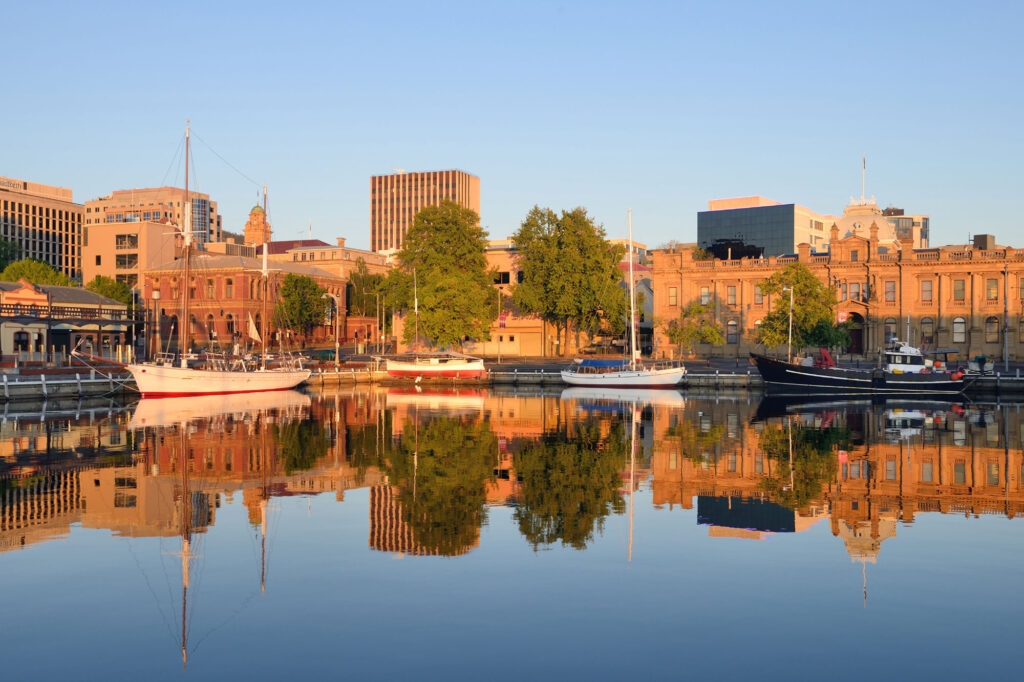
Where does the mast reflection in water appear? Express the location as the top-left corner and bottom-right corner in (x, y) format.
(0, 388), (1022, 678)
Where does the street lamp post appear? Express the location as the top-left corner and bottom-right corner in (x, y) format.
(782, 285), (794, 363)
(151, 290), (161, 361)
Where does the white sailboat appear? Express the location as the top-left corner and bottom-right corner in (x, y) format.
(561, 209), (685, 389)
(110, 122), (310, 397)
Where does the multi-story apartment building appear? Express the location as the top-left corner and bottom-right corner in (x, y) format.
(81, 219), (179, 288)
(85, 186), (222, 244)
(882, 206), (930, 248)
(652, 225), (1024, 360)
(0, 176), (83, 279)
(370, 170), (479, 253)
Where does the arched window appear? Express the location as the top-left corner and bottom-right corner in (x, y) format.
(726, 320), (738, 344)
(985, 316), (999, 343)
(207, 314), (216, 340)
(884, 318), (897, 343)
(226, 314), (236, 338)
(920, 318), (934, 345)
(225, 278), (234, 298)
(952, 317), (967, 343)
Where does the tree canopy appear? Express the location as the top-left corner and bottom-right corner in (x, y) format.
(273, 274), (329, 338)
(753, 263), (849, 350)
(85, 275), (133, 306)
(758, 421), (846, 510)
(511, 206), (626, 355)
(513, 420), (627, 550)
(0, 258), (70, 286)
(387, 200), (496, 349)
(347, 258), (384, 317)
(663, 301), (724, 354)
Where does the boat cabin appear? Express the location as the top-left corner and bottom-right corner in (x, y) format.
(884, 341), (957, 374)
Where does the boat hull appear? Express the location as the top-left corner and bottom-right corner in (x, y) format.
(127, 364), (311, 397)
(560, 366), (685, 388)
(385, 358), (486, 379)
(751, 354), (965, 395)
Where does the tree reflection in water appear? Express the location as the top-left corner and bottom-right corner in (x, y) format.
(387, 416), (498, 556)
(271, 418), (331, 475)
(514, 420), (627, 550)
(758, 420), (847, 510)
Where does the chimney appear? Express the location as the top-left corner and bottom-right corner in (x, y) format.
(336, 237), (346, 248)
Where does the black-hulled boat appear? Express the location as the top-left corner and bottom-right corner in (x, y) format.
(751, 342), (967, 395)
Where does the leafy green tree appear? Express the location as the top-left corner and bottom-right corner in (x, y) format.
(85, 275), (133, 306)
(273, 274), (329, 339)
(386, 415), (497, 556)
(273, 418), (330, 474)
(511, 206), (626, 356)
(753, 262), (847, 351)
(0, 258), (70, 286)
(663, 301), (725, 355)
(758, 422), (845, 510)
(389, 200), (496, 349)
(0, 238), (20, 269)
(346, 258), (383, 315)
(514, 421), (627, 550)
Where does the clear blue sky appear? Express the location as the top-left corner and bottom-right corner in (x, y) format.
(5, 0), (1022, 250)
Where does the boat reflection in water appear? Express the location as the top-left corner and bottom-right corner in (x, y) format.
(2, 387), (1024, 673)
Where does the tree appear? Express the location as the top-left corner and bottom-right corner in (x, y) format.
(663, 301), (724, 355)
(347, 258), (384, 317)
(389, 200), (496, 349)
(0, 238), (20, 269)
(386, 415), (497, 556)
(511, 206), (626, 356)
(758, 421), (845, 510)
(273, 274), (329, 339)
(514, 420), (627, 550)
(753, 262), (848, 351)
(0, 258), (70, 286)
(273, 417), (330, 474)
(85, 275), (133, 306)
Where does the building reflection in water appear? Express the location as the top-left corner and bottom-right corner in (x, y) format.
(2, 388), (1022, 566)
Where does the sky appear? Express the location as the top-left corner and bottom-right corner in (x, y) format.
(5, 0), (1023, 250)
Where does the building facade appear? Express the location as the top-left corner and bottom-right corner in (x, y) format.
(0, 176), (83, 279)
(698, 196), (928, 258)
(84, 186), (222, 245)
(370, 170), (480, 253)
(652, 227), (1024, 360)
(81, 219), (179, 288)
(142, 253), (347, 351)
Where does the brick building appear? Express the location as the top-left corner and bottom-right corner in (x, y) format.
(651, 225), (1024, 361)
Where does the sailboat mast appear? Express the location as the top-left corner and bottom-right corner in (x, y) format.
(627, 209), (638, 370)
(261, 245), (269, 371)
(180, 121), (193, 369)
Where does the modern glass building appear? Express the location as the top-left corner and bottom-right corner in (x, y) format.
(698, 202), (809, 257)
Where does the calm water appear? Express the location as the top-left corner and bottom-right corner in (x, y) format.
(1, 388), (1021, 680)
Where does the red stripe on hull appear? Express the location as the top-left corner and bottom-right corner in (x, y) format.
(139, 386), (301, 398)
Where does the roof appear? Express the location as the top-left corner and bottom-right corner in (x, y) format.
(0, 281), (125, 306)
(257, 239), (330, 255)
(250, 205), (264, 214)
(145, 253), (342, 279)
(617, 262), (651, 273)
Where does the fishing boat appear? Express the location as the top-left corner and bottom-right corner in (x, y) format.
(84, 122), (310, 397)
(384, 352), (487, 379)
(751, 341), (966, 395)
(561, 210), (685, 388)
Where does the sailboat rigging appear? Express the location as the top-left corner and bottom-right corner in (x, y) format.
(561, 209), (686, 388)
(78, 121), (310, 396)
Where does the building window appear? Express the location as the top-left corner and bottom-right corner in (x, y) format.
(954, 461), (966, 484)
(987, 278), (998, 301)
(754, 285), (763, 305)
(225, 278), (233, 298)
(884, 318), (897, 342)
(207, 314), (216, 339)
(953, 279), (965, 301)
(850, 250), (859, 262)
(668, 287), (677, 306)
(226, 314), (236, 338)
(988, 461), (999, 486)
(985, 316), (999, 343)
(921, 280), (932, 302)
(885, 281), (896, 303)
(726, 320), (738, 344)
(850, 283), (860, 301)
(920, 318), (934, 345)
(95, 255), (101, 266)
(205, 279), (214, 298)
(952, 317), (967, 343)
(886, 460), (897, 480)
(700, 286), (710, 305)
(727, 286), (736, 306)
(922, 461), (933, 482)
(841, 282), (847, 301)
